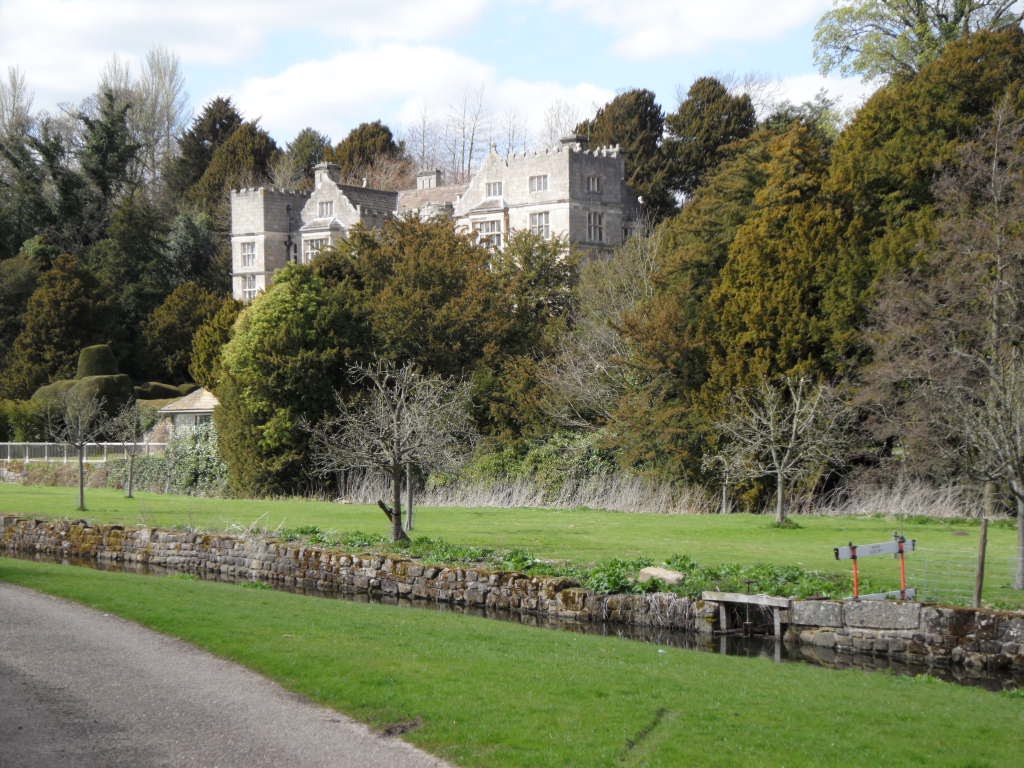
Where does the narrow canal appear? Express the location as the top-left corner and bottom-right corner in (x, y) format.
(6, 552), (1021, 692)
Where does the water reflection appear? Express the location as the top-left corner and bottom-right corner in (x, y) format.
(12, 553), (1022, 692)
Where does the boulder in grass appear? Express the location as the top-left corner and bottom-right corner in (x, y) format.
(638, 567), (685, 586)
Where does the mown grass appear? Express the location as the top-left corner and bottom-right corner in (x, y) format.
(1, 558), (1021, 767)
(1, 484), (1021, 608)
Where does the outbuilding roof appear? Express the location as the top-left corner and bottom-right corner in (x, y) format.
(157, 387), (220, 415)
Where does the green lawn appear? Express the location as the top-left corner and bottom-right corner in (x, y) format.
(2, 484), (1021, 608)
(1, 558), (1020, 767)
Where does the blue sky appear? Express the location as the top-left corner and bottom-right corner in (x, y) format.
(0, 1), (874, 147)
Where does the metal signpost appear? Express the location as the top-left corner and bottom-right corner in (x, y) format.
(834, 533), (916, 600)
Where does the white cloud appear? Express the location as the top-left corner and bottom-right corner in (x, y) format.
(550, 0), (831, 58)
(0, 1), (489, 106)
(233, 45), (612, 146)
(774, 73), (877, 113)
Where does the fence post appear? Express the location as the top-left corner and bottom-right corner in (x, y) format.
(975, 483), (994, 609)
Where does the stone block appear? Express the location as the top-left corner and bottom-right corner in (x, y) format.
(557, 588), (588, 613)
(810, 631), (837, 649)
(852, 636), (875, 653)
(844, 601), (921, 630)
(637, 567), (684, 586)
(790, 600), (843, 628)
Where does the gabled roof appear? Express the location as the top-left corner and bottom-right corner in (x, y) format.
(397, 183), (468, 213)
(338, 185), (399, 214)
(157, 387), (220, 415)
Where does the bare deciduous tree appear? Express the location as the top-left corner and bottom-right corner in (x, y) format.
(711, 376), (849, 524)
(542, 99), (582, 145)
(403, 105), (443, 172)
(0, 66), (34, 137)
(540, 228), (659, 428)
(307, 360), (477, 542)
(496, 108), (531, 160)
(108, 398), (150, 499)
(445, 84), (489, 182)
(95, 48), (190, 186)
(135, 47), (190, 183)
(44, 389), (107, 512)
(870, 96), (1024, 587)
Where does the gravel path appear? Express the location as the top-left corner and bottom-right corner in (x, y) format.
(0, 583), (452, 768)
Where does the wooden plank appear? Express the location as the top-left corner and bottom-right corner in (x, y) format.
(835, 539), (916, 561)
(702, 591), (791, 608)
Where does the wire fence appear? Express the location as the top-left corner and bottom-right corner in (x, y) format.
(837, 529), (1021, 608)
(0, 442), (167, 464)
(915, 545), (1018, 606)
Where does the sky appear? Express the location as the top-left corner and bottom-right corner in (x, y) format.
(0, 0), (877, 147)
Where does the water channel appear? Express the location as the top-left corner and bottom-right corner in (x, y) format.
(7, 552), (1022, 692)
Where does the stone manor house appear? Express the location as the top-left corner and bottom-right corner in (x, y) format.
(230, 136), (641, 302)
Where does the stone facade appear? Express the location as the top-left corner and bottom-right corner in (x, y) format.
(452, 139), (640, 256)
(230, 164), (397, 302)
(230, 139), (640, 301)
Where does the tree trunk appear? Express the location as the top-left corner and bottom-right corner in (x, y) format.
(126, 453), (135, 499)
(77, 448), (86, 512)
(775, 470), (785, 524)
(1016, 482), (1024, 590)
(391, 465), (404, 543)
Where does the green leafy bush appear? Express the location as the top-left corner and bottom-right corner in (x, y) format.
(164, 423), (227, 495)
(459, 431), (617, 501)
(663, 554), (853, 599)
(104, 424), (227, 496)
(584, 557), (656, 594)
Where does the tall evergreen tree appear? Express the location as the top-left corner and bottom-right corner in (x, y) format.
(665, 76), (757, 198)
(188, 121), (278, 229)
(2, 254), (102, 398)
(576, 89), (674, 221)
(165, 96), (243, 198)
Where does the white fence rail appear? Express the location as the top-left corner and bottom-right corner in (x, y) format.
(0, 442), (167, 463)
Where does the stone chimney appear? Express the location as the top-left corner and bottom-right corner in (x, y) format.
(313, 162), (341, 187)
(416, 169), (443, 190)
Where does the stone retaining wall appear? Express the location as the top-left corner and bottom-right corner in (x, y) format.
(787, 598), (1024, 673)
(5, 515), (1022, 674)
(0, 516), (711, 632)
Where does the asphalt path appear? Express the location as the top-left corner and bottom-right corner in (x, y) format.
(0, 583), (451, 768)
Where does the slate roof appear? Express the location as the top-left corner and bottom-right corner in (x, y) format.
(338, 185), (399, 214)
(397, 183), (468, 213)
(158, 388), (220, 415)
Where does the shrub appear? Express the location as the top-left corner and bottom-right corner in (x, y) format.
(104, 424), (228, 496)
(76, 344), (118, 378)
(460, 432), (617, 502)
(135, 381), (187, 400)
(73, 374), (134, 416)
(164, 423), (228, 495)
(0, 399), (47, 441)
(584, 557), (656, 594)
(30, 379), (76, 402)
